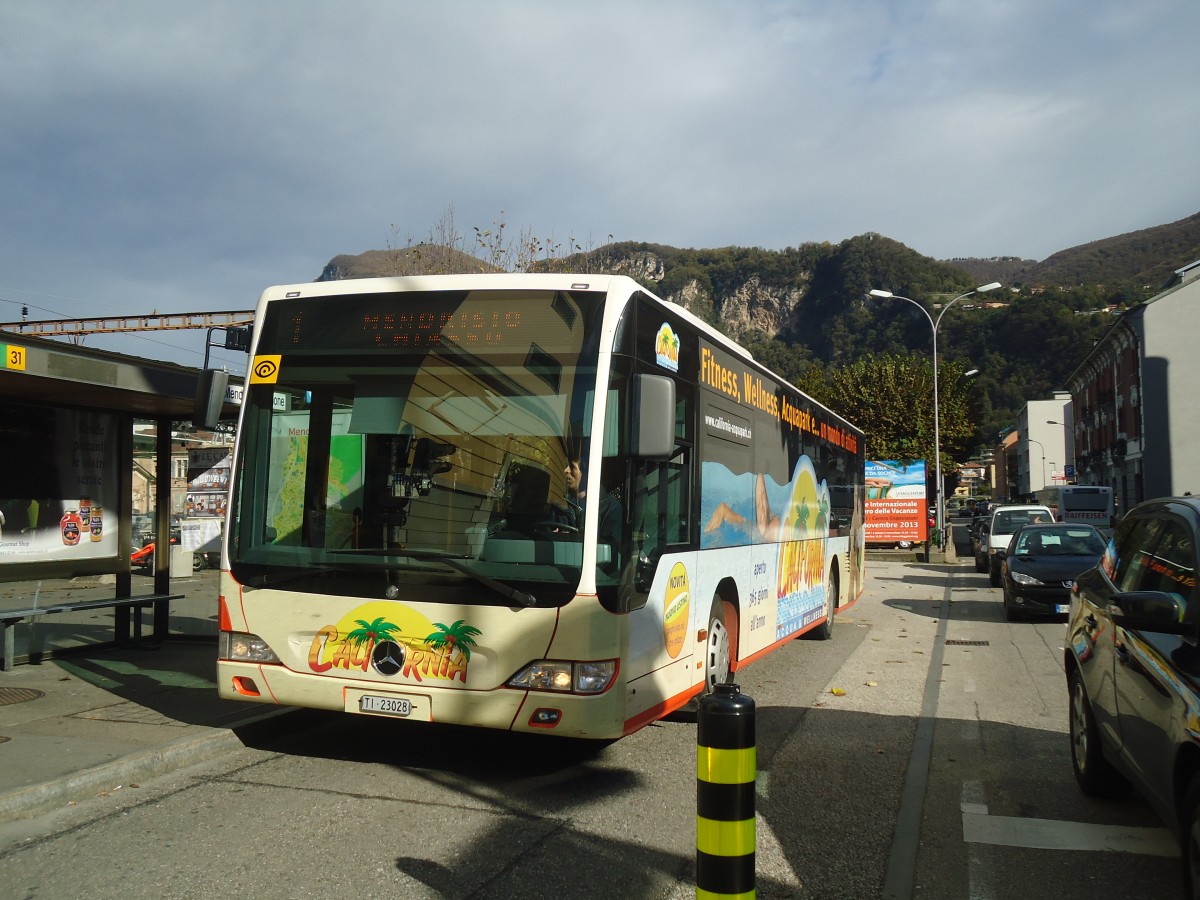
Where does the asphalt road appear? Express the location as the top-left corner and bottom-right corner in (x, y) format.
(0, 558), (1184, 899)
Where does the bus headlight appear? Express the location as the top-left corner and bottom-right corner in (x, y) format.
(219, 631), (281, 664)
(507, 659), (617, 695)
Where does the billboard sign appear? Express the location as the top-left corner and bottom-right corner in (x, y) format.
(865, 459), (928, 544)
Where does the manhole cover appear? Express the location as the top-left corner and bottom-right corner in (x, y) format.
(0, 687), (46, 706)
(945, 639), (990, 647)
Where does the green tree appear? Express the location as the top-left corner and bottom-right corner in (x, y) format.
(818, 354), (977, 469)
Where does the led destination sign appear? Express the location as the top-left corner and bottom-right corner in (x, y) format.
(361, 309), (518, 349)
(261, 290), (603, 356)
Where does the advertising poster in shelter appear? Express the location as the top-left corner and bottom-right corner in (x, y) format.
(186, 448), (231, 518)
(182, 447), (232, 552)
(865, 459), (927, 544)
(0, 405), (120, 566)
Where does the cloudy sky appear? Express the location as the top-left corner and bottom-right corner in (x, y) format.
(2, 1), (1198, 371)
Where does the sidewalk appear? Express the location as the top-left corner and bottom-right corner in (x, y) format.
(0, 570), (296, 824)
(0, 638), (293, 823)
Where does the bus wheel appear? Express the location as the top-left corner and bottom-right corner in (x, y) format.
(704, 599), (732, 693)
(809, 569), (838, 641)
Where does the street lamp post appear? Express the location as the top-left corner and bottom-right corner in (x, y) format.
(1026, 438), (1048, 494)
(868, 282), (1001, 549)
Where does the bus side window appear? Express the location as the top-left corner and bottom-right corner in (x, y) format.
(629, 446), (690, 592)
(662, 448), (690, 545)
(612, 359), (695, 612)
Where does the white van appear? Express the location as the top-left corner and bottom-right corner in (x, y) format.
(976, 504), (1055, 586)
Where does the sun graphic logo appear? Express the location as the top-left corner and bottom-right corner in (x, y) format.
(655, 323), (680, 372)
(371, 639), (406, 676)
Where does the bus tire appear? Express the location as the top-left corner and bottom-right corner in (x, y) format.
(809, 568), (838, 641)
(703, 598), (733, 693)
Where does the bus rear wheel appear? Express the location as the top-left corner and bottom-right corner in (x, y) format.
(808, 569), (838, 641)
(703, 599), (732, 693)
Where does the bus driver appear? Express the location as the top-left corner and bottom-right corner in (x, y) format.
(556, 455), (622, 554)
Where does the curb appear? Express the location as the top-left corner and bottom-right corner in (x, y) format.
(0, 707), (294, 824)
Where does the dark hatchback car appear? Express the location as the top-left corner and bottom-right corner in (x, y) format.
(999, 523), (1107, 620)
(971, 519), (991, 570)
(1066, 497), (1200, 895)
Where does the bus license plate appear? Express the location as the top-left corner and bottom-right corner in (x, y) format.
(359, 695), (412, 717)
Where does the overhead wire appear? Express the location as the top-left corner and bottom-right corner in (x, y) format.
(0, 285), (249, 372)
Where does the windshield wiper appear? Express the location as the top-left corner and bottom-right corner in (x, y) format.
(331, 548), (537, 608)
(243, 565), (341, 589)
(402, 549), (537, 608)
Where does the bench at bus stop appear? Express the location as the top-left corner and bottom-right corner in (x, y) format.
(1, 592), (183, 672)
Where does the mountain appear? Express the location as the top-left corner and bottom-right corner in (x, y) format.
(946, 210), (1200, 290)
(318, 245), (503, 281)
(317, 211), (1200, 455)
(940, 256), (1037, 288)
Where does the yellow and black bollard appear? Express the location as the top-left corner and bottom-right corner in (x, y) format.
(696, 682), (755, 899)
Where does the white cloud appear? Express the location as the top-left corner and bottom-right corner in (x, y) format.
(1, 0), (1198, 361)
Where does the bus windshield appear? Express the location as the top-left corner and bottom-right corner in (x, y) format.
(228, 287), (608, 606)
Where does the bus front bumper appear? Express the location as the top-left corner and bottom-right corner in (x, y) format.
(217, 660), (625, 739)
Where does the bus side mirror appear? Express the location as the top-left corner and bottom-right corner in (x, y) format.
(194, 369), (229, 429)
(630, 374), (674, 458)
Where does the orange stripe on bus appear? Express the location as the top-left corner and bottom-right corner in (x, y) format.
(257, 665), (281, 704)
(624, 685), (702, 735)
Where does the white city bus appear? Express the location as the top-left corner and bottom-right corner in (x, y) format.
(1035, 485), (1116, 536)
(215, 273), (865, 739)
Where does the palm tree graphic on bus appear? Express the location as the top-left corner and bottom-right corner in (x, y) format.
(307, 605), (486, 682)
(424, 619), (482, 665)
(346, 616), (402, 650)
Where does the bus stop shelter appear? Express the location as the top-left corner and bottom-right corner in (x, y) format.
(0, 333), (239, 669)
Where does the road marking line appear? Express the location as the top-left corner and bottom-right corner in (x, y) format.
(961, 780), (986, 809)
(960, 781), (1176, 857)
(755, 810), (804, 891)
(962, 811), (1178, 856)
(963, 780), (995, 900)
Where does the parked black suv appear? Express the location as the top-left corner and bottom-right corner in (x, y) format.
(1066, 496), (1200, 896)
